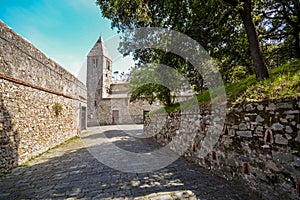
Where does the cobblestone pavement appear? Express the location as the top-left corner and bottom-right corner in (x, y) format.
(0, 125), (260, 200)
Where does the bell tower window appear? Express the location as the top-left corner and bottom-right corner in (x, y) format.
(93, 58), (98, 68)
(106, 60), (111, 70)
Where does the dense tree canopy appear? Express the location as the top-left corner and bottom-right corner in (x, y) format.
(96, 0), (299, 100)
(258, 0), (300, 65)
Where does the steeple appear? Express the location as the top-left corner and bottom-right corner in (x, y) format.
(86, 35), (113, 126)
(88, 36), (111, 59)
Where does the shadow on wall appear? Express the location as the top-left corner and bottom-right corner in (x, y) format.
(0, 96), (19, 172)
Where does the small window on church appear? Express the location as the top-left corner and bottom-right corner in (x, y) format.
(93, 58), (97, 68)
(105, 74), (108, 77)
(106, 60), (111, 70)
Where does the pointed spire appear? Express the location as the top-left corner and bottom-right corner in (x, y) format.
(88, 36), (111, 59)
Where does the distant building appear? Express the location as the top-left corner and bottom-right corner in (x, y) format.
(86, 37), (159, 126)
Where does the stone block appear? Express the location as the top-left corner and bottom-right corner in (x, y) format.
(285, 126), (293, 134)
(292, 157), (300, 167)
(246, 104), (255, 111)
(257, 104), (264, 111)
(285, 134), (292, 140)
(237, 131), (252, 138)
(255, 115), (264, 123)
(280, 118), (288, 123)
(238, 123), (247, 130)
(283, 110), (299, 115)
(265, 160), (280, 172)
(277, 103), (293, 109)
(275, 134), (288, 145)
(295, 131), (300, 143)
(240, 155), (251, 162)
(272, 123), (284, 131)
(272, 151), (294, 163)
(286, 115), (295, 120)
(266, 103), (276, 111)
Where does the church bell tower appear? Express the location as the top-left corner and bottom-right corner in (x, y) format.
(86, 36), (112, 126)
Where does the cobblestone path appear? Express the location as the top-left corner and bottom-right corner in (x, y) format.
(0, 125), (259, 200)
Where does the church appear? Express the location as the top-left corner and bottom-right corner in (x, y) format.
(86, 37), (159, 126)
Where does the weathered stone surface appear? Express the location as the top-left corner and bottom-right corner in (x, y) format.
(257, 105), (264, 111)
(277, 103), (293, 109)
(272, 151), (294, 163)
(292, 157), (300, 167)
(272, 123), (284, 131)
(266, 103), (276, 111)
(255, 115), (264, 123)
(284, 110), (299, 115)
(0, 21), (87, 171)
(295, 131), (300, 143)
(238, 123), (248, 130)
(144, 98), (300, 199)
(275, 134), (288, 145)
(280, 118), (288, 123)
(285, 126), (293, 134)
(237, 131), (253, 138)
(265, 160), (280, 172)
(0, 125), (260, 199)
(286, 115), (295, 120)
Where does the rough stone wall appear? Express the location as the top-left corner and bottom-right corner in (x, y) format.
(144, 98), (300, 199)
(102, 57), (112, 98)
(96, 99), (112, 125)
(95, 98), (159, 125)
(0, 20), (87, 171)
(86, 55), (112, 126)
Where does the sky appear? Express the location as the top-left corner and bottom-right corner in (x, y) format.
(0, 0), (135, 83)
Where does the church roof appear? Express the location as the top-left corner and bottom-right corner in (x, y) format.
(88, 36), (111, 59)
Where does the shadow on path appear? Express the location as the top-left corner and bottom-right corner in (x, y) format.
(0, 126), (260, 199)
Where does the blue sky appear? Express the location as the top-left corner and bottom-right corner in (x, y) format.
(0, 0), (134, 82)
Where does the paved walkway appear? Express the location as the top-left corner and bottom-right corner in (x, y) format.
(0, 125), (259, 199)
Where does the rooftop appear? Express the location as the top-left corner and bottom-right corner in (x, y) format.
(87, 36), (111, 59)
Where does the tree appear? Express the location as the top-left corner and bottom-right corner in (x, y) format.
(128, 64), (184, 106)
(223, 0), (269, 80)
(259, 0), (300, 59)
(96, 0), (269, 83)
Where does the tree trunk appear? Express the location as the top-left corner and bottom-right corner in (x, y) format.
(239, 0), (269, 80)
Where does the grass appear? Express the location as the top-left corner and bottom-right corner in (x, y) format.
(233, 59), (300, 105)
(150, 59), (300, 114)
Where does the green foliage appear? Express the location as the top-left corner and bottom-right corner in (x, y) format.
(97, 0), (298, 84)
(97, 0), (255, 85)
(235, 59), (300, 103)
(53, 103), (63, 116)
(151, 59), (300, 113)
(256, 0), (300, 59)
(129, 63), (185, 106)
(0, 169), (11, 177)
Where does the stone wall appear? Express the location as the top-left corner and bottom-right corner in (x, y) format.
(0, 20), (87, 171)
(94, 97), (159, 125)
(144, 97), (300, 199)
